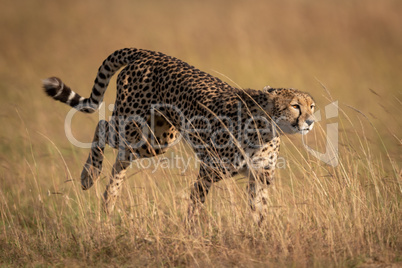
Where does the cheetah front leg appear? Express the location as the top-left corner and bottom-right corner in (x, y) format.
(247, 168), (275, 225)
(103, 150), (132, 214)
(188, 165), (222, 219)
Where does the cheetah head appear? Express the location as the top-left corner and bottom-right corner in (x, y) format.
(264, 87), (315, 135)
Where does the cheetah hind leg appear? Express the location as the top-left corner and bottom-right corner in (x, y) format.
(81, 120), (109, 190)
(101, 115), (178, 214)
(103, 150), (132, 214)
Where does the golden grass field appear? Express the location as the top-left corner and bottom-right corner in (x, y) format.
(0, 0), (401, 267)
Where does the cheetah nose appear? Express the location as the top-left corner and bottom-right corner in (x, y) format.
(306, 119), (314, 126)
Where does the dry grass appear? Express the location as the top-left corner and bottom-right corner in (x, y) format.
(0, 0), (401, 267)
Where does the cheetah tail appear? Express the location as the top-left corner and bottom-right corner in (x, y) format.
(42, 77), (99, 113)
(42, 48), (140, 113)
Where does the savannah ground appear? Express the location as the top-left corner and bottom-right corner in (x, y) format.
(0, 0), (401, 267)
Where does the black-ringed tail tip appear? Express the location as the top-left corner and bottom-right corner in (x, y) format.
(42, 77), (97, 113)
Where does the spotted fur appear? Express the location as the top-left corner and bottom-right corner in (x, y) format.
(43, 48), (315, 218)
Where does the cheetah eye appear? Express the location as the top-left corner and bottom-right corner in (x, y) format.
(291, 104), (300, 110)
(310, 104), (315, 110)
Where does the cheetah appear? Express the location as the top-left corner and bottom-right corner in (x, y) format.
(43, 48), (315, 219)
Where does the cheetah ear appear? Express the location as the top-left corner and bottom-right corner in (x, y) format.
(263, 86), (284, 94)
(262, 86), (273, 93)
